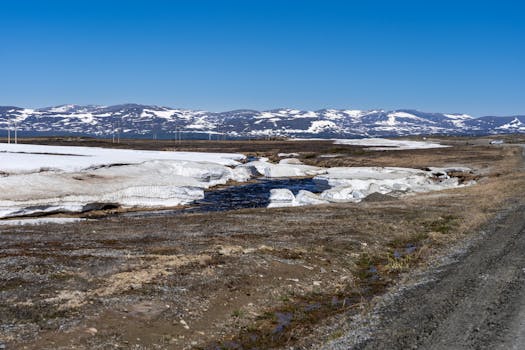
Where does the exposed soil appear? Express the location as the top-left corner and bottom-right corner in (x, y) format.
(1, 137), (524, 349)
(1, 137), (343, 157)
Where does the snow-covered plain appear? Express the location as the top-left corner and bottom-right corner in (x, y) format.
(0, 144), (247, 218)
(0, 143), (474, 218)
(0, 218), (86, 226)
(333, 138), (448, 150)
(0, 143), (244, 174)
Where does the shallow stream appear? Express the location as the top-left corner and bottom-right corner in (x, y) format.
(120, 177), (330, 218)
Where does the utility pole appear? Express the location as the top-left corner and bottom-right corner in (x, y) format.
(117, 118), (121, 144)
(7, 116), (10, 144)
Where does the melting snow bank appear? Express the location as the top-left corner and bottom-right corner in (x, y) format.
(0, 218), (86, 226)
(239, 158), (326, 177)
(268, 166), (474, 208)
(0, 143), (248, 218)
(333, 138), (448, 150)
(0, 143), (244, 174)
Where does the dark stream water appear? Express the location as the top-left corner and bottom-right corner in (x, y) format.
(194, 177), (330, 212)
(119, 177), (330, 218)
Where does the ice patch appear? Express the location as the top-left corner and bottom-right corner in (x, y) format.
(267, 189), (297, 208)
(240, 160), (326, 178)
(333, 138), (448, 150)
(295, 190), (329, 206)
(319, 185), (357, 203)
(278, 152), (300, 158)
(279, 158), (303, 165)
(0, 218), (86, 226)
(267, 189), (329, 208)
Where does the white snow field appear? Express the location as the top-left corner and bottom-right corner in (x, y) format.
(0, 143), (473, 218)
(0, 143), (247, 218)
(333, 138), (448, 151)
(0, 143), (244, 174)
(0, 218), (87, 226)
(239, 159), (326, 178)
(268, 166), (473, 208)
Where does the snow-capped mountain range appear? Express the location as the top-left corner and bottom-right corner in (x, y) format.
(1, 104), (524, 139)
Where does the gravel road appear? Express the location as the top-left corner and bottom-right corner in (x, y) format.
(326, 197), (525, 350)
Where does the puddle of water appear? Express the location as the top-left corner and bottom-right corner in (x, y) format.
(120, 177), (330, 218)
(272, 311), (293, 334)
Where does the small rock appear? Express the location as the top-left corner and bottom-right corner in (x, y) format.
(313, 281), (322, 286)
(180, 319), (190, 330)
(85, 327), (98, 336)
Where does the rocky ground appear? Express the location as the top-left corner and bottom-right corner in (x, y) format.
(1, 136), (524, 349)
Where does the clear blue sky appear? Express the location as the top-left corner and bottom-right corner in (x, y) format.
(0, 0), (523, 116)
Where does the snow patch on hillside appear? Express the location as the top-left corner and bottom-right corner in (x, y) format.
(307, 120), (339, 133)
(497, 118), (525, 130)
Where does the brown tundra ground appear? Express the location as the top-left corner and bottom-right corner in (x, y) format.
(1, 135), (524, 349)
